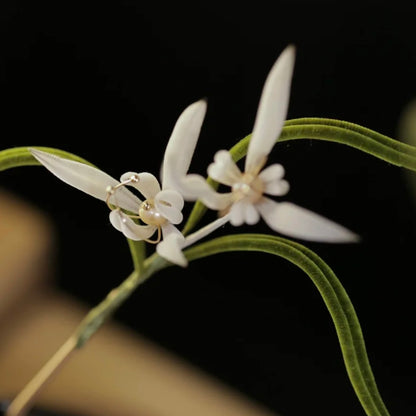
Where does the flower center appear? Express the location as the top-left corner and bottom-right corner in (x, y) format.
(231, 173), (264, 203)
(138, 199), (167, 226)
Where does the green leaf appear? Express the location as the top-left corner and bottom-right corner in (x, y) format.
(285, 117), (416, 158)
(232, 118), (416, 169)
(183, 234), (390, 416)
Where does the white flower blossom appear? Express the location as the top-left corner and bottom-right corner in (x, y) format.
(29, 100), (214, 266)
(166, 45), (359, 243)
(30, 148), (186, 243)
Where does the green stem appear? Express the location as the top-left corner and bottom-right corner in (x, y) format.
(5, 256), (169, 416)
(127, 239), (146, 273)
(75, 256), (167, 347)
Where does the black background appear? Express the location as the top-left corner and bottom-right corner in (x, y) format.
(1, 1), (415, 415)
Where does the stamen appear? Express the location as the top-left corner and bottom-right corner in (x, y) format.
(106, 186), (117, 210)
(129, 174), (140, 183)
(231, 172), (264, 204)
(143, 225), (162, 244)
(106, 174), (141, 211)
(139, 199), (167, 226)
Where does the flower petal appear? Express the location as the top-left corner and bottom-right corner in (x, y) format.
(109, 210), (156, 241)
(229, 200), (260, 226)
(229, 201), (246, 226)
(259, 164), (290, 196)
(207, 150), (242, 186)
(244, 202), (261, 225)
(155, 189), (184, 224)
(157, 224), (187, 267)
(157, 234), (187, 267)
(161, 221), (185, 241)
(156, 189), (184, 210)
(120, 172), (161, 200)
(177, 174), (233, 210)
(258, 163), (285, 181)
(182, 213), (231, 248)
(162, 99), (207, 190)
(30, 148), (141, 213)
(245, 45), (296, 174)
(257, 198), (360, 242)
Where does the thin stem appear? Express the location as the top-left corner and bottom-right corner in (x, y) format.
(4, 263), (168, 416)
(5, 338), (77, 416)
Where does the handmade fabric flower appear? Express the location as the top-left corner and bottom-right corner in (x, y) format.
(29, 100), (213, 265)
(30, 149), (185, 243)
(166, 45), (359, 243)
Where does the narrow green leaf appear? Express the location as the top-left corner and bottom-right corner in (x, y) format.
(286, 117), (416, 157)
(183, 234), (390, 416)
(231, 119), (416, 169)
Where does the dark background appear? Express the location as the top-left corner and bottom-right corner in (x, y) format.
(1, 1), (415, 415)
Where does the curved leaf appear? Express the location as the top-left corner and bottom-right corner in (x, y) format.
(285, 117), (416, 157)
(183, 233), (390, 416)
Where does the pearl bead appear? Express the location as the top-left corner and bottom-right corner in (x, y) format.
(139, 199), (167, 226)
(231, 173), (264, 203)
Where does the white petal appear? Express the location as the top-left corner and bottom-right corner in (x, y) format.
(183, 213), (231, 248)
(156, 189), (184, 210)
(157, 225), (187, 267)
(161, 221), (185, 241)
(155, 189), (184, 224)
(30, 148), (141, 213)
(245, 45), (296, 174)
(244, 203), (261, 225)
(121, 172), (161, 200)
(259, 164), (290, 196)
(176, 173), (233, 210)
(263, 179), (290, 196)
(229, 201), (260, 226)
(157, 234), (187, 267)
(229, 201), (246, 226)
(257, 199), (360, 243)
(207, 150), (242, 186)
(162, 99), (207, 190)
(259, 163), (285, 182)
(109, 210), (156, 241)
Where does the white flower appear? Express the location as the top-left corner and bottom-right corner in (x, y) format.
(166, 45), (359, 243)
(30, 148), (185, 243)
(29, 100), (212, 266)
